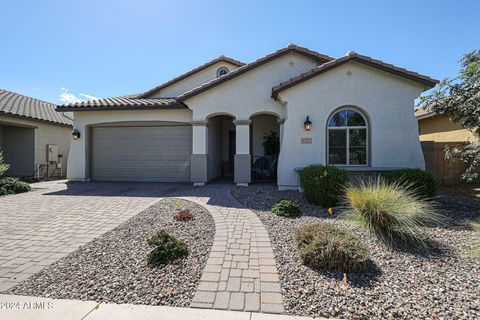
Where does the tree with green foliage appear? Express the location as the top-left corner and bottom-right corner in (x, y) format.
(0, 151), (10, 177)
(420, 50), (480, 182)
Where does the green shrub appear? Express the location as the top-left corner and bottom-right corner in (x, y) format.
(298, 164), (348, 207)
(147, 230), (188, 265)
(343, 178), (441, 250)
(272, 200), (301, 218)
(295, 223), (370, 273)
(0, 177), (31, 196)
(0, 150), (10, 177)
(384, 168), (436, 199)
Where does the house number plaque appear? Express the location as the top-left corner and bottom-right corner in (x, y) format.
(301, 138), (312, 144)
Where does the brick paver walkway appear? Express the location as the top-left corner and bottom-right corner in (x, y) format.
(0, 180), (185, 292)
(174, 184), (284, 314)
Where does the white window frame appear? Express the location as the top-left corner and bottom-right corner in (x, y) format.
(216, 67), (229, 77)
(327, 108), (369, 167)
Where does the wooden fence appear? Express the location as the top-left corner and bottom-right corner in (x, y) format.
(420, 141), (467, 185)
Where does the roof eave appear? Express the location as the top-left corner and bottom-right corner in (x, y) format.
(351, 57), (439, 88)
(0, 111), (73, 127)
(55, 103), (188, 112)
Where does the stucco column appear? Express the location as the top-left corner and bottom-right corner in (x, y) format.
(190, 121), (208, 186)
(234, 120), (251, 186)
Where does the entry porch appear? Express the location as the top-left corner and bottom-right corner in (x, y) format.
(191, 113), (282, 186)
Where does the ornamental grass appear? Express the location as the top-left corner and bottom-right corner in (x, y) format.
(343, 178), (441, 250)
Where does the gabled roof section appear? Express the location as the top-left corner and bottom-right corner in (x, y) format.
(0, 88), (72, 126)
(178, 44), (334, 101)
(272, 51), (439, 99)
(139, 55), (245, 98)
(56, 96), (187, 111)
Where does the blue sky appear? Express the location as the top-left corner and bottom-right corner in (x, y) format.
(1, 0), (478, 104)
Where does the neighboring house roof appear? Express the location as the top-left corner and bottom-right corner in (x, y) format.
(415, 106), (439, 120)
(138, 55), (245, 98)
(271, 51), (439, 99)
(0, 89), (72, 126)
(177, 44), (334, 101)
(56, 96), (187, 111)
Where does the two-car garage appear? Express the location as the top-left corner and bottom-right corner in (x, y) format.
(90, 125), (192, 182)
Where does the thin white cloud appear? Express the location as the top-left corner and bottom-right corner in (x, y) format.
(59, 88), (98, 104)
(79, 93), (99, 100)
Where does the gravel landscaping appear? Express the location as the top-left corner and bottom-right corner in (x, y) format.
(232, 184), (480, 319)
(7, 198), (214, 307)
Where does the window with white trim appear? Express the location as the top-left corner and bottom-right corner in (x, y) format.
(327, 108), (368, 166)
(216, 67), (229, 77)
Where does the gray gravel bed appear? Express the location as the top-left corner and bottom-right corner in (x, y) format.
(7, 198), (214, 307)
(232, 184), (480, 319)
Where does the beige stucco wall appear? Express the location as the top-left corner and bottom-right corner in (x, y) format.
(151, 61), (242, 98)
(419, 115), (477, 143)
(185, 53), (319, 122)
(0, 115), (71, 176)
(276, 62), (427, 189)
(67, 109), (192, 181)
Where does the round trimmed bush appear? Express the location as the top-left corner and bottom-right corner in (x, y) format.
(272, 200), (301, 218)
(384, 168), (436, 199)
(298, 164), (348, 207)
(147, 230), (188, 265)
(295, 223), (370, 273)
(344, 178), (440, 250)
(0, 177), (31, 196)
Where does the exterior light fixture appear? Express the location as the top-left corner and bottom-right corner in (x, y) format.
(72, 129), (81, 140)
(304, 116), (312, 131)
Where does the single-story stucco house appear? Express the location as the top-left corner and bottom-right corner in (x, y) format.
(57, 44), (438, 190)
(0, 89), (72, 178)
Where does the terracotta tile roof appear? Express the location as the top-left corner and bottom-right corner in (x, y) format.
(178, 44), (334, 101)
(56, 96), (187, 111)
(0, 89), (72, 126)
(139, 56), (245, 98)
(414, 104), (443, 119)
(271, 51), (439, 99)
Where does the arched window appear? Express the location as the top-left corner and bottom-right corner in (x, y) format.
(327, 108), (368, 166)
(216, 67), (229, 77)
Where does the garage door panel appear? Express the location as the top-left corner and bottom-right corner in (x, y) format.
(92, 126), (192, 182)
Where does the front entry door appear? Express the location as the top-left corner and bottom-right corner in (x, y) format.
(228, 130), (236, 175)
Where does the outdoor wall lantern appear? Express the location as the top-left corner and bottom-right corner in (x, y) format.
(304, 116), (312, 131)
(72, 129), (81, 140)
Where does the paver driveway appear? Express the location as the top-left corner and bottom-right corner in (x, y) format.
(0, 180), (186, 291)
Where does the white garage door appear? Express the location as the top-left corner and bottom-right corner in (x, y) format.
(91, 126), (192, 182)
